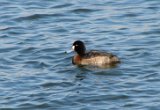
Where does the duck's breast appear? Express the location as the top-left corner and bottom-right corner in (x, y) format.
(72, 55), (81, 65)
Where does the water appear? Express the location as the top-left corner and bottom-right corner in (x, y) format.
(0, 0), (160, 109)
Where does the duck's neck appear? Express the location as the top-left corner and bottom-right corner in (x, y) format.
(77, 51), (85, 57)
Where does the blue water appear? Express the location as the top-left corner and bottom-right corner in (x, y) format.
(0, 0), (160, 109)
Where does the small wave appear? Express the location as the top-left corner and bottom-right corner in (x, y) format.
(19, 47), (37, 54)
(41, 81), (74, 88)
(52, 3), (73, 9)
(14, 13), (65, 21)
(70, 8), (99, 14)
(123, 13), (139, 17)
(0, 58), (15, 65)
(0, 47), (20, 53)
(0, 34), (10, 38)
(0, 26), (12, 31)
(18, 102), (36, 108)
(0, 26), (26, 32)
(19, 102), (50, 109)
(37, 48), (57, 53)
(147, 6), (159, 11)
(0, 65), (14, 70)
(24, 61), (50, 69)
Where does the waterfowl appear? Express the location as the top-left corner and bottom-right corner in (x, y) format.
(72, 40), (120, 67)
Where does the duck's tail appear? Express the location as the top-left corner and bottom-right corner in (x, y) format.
(111, 55), (121, 63)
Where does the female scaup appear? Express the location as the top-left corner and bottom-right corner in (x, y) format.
(72, 40), (120, 67)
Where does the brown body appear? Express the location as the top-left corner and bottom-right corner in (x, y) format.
(72, 50), (120, 67)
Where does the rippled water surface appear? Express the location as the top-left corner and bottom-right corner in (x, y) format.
(0, 0), (160, 109)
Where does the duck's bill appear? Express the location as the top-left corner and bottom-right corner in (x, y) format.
(72, 46), (75, 50)
(65, 49), (73, 53)
(65, 46), (75, 53)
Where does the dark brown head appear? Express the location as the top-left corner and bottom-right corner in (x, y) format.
(72, 40), (86, 56)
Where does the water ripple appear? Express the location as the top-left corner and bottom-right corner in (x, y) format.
(70, 8), (99, 14)
(52, 3), (73, 9)
(14, 13), (66, 21)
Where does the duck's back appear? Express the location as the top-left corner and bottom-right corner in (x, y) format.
(80, 50), (120, 66)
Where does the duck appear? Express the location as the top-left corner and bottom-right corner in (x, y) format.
(72, 40), (120, 67)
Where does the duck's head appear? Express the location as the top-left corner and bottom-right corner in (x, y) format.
(72, 40), (86, 56)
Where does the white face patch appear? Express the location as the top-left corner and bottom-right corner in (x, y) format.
(72, 46), (75, 50)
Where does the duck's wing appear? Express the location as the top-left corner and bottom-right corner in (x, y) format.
(83, 50), (114, 58)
